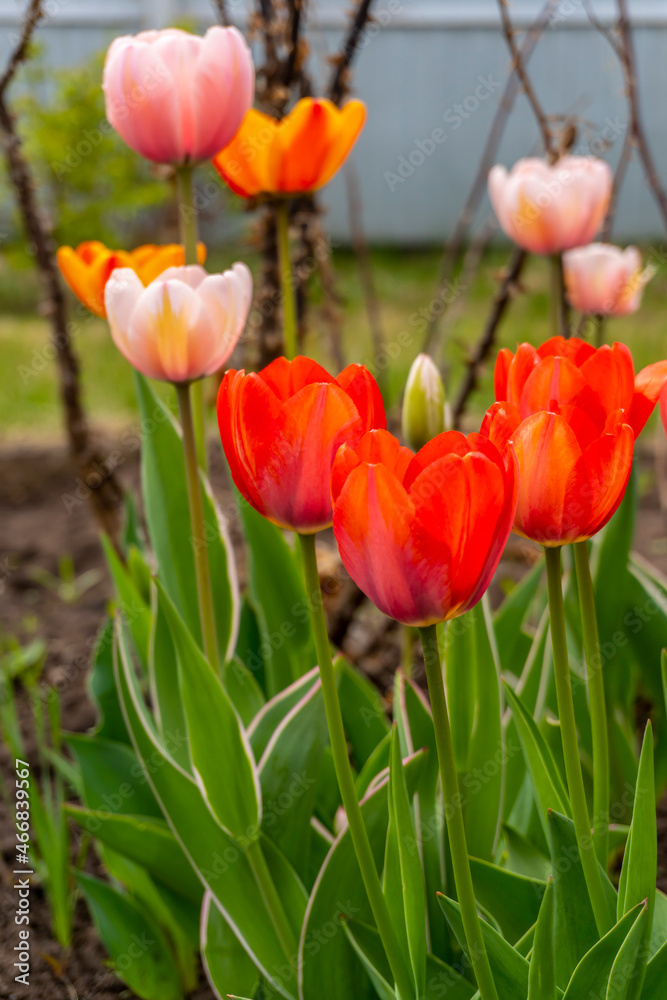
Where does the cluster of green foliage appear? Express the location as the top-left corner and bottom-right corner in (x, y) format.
(1, 47), (171, 257)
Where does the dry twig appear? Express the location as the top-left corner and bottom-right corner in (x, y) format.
(0, 0), (123, 544)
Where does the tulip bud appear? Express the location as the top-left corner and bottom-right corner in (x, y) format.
(402, 354), (445, 451)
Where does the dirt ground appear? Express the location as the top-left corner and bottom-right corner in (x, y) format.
(0, 438), (666, 999)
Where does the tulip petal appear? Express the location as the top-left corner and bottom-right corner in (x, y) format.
(259, 355), (335, 401)
(579, 341), (635, 416)
(537, 335), (597, 366)
(628, 360), (667, 437)
(480, 401), (522, 456)
(317, 100), (366, 189)
(581, 417), (634, 538)
(336, 363), (386, 431)
(506, 343), (540, 406)
(403, 431), (471, 491)
(494, 348), (513, 401)
(333, 462), (452, 626)
(518, 355), (605, 429)
(511, 411), (590, 545)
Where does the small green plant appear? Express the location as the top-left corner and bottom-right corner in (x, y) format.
(27, 554), (102, 604)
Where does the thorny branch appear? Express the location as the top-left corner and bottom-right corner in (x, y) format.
(0, 0), (124, 544)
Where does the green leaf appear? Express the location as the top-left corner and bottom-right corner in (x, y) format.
(438, 893), (530, 1000)
(469, 857), (546, 945)
(463, 596), (504, 862)
(65, 805), (202, 903)
(563, 903), (646, 1000)
(642, 937), (667, 999)
(101, 533), (152, 664)
(157, 583), (261, 842)
(337, 656), (390, 768)
(342, 919), (395, 1000)
(147, 585), (189, 771)
(248, 668), (320, 759)
(257, 678), (328, 884)
(240, 501), (315, 696)
(134, 372), (238, 662)
(88, 619), (130, 744)
(222, 656), (266, 728)
(528, 877), (556, 1000)
(101, 847), (199, 993)
(618, 723), (656, 930)
(501, 824), (552, 882)
(389, 726), (427, 996)
(65, 733), (162, 818)
(299, 752), (427, 1000)
(201, 891), (259, 1000)
(75, 870), (183, 1000)
(494, 558), (545, 674)
(608, 902), (649, 1000)
(393, 670), (446, 961)
(356, 732), (392, 799)
(115, 619), (301, 999)
(549, 810), (618, 989)
(503, 682), (570, 839)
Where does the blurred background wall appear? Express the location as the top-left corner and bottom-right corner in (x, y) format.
(1, 0), (666, 245)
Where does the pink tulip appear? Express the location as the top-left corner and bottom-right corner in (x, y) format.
(488, 156), (612, 254)
(105, 264), (252, 383)
(563, 243), (653, 316)
(103, 27), (254, 165)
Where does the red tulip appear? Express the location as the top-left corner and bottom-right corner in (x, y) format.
(217, 356), (385, 533)
(482, 337), (667, 546)
(331, 429), (517, 627)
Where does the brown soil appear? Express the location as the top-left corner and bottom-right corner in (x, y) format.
(0, 439), (666, 999)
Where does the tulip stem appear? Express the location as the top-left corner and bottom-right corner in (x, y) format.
(276, 199), (298, 359)
(550, 253), (570, 339)
(544, 546), (612, 936)
(176, 381), (220, 677)
(419, 624), (499, 1000)
(176, 164), (208, 473)
(573, 540), (609, 869)
(298, 532), (417, 1000)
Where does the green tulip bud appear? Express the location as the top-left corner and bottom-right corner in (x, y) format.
(402, 353), (445, 451)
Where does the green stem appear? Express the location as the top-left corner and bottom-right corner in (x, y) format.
(419, 625), (499, 1000)
(276, 199), (298, 359)
(176, 165), (208, 473)
(573, 540), (609, 868)
(246, 838), (297, 961)
(544, 546), (611, 936)
(299, 533), (416, 1000)
(550, 253), (570, 339)
(175, 382), (219, 677)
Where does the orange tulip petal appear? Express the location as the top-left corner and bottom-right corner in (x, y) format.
(403, 431), (471, 491)
(507, 343), (540, 406)
(579, 341), (635, 417)
(519, 356), (605, 428)
(494, 348), (514, 400)
(512, 411), (590, 545)
(258, 355), (335, 401)
(537, 336), (596, 366)
(333, 462), (452, 626)
(581, 416), (634, 538)
(316, 100), (366, 190)
(336, 363), (387, 431)
(480, 401), (522, 456)
(629, 360), (667, 437)
(276, 99), (336, 192)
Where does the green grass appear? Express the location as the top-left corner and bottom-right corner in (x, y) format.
(1, 246), (666, 441)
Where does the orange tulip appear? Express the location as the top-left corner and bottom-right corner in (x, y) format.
(56, 240), (206, 318)
(212, 98), (366, 198)
(217, 355), (385, 533)
(482, 337), (667, 546)
(331, 429), (517, 626)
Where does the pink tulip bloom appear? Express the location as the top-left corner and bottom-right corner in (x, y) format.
(563, 243), (653, 316)
(105, 264), (252, 383)
(488, 156), (612, 254)
(103, 27), (254, 165)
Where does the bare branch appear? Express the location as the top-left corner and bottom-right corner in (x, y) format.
(210, 0), (231, 27)
(452, 247), (527, 428)
(497, 0), (556, 161)
(328, 0), (375, 106)
(0, 0), (124, 545)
